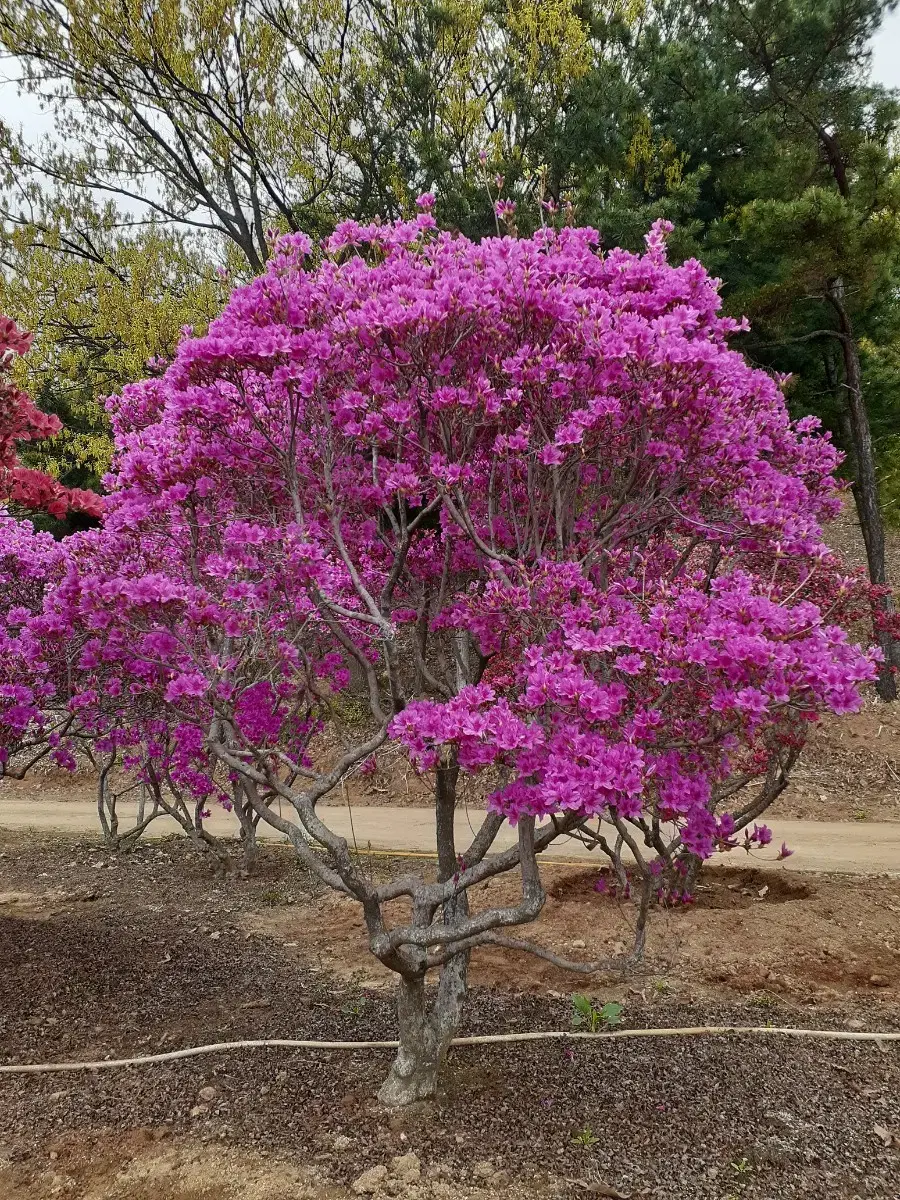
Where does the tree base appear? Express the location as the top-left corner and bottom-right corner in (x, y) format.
(376, 1058), (441, 1107)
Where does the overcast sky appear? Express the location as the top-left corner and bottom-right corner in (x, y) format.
(871, 5), (900, 87)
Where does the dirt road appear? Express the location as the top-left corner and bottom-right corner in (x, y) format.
(0, 793), (897, 875)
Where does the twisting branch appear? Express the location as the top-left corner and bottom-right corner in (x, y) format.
(427, 931), (640, 975)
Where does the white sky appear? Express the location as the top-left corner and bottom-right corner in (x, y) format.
(871, 4), (900, 87)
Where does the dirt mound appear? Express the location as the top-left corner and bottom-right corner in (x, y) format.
(546, 866), (813, 908)
(243, 859), (900, 1001)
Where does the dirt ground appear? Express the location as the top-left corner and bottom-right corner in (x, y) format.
(0, 832), (897, 1200)
(248, 856), (900, 1000)
(773, 701), (900, 822)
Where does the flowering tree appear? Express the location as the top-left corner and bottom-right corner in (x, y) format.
(0, 314), (104, 780)
(0, 316), (249, 862)
(0, 313), (103, 520)
(0, 206), (876, 1104)
(0, 504), (267, 868)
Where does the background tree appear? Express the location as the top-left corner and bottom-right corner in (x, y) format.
(628, 0), (900, 695)
(0, 194), (225, 509)
(0, 0), (354, 268)
(0, 0), (607, 478)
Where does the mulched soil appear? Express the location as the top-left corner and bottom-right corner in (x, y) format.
(0, 833), (898, 1200)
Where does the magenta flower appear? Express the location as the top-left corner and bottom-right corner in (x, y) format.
(749, 823), (773, 847)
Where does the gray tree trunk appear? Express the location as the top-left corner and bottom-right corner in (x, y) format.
(828, 278), (898, 701)
(377, 951), (469, 1106)
(378, 758), (470, 1105)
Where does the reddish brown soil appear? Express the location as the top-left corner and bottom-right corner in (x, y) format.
(247, 860), (900, 1001)
(772, 700), (900, 822)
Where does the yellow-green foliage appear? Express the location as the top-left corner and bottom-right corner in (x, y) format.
(0, 208), (224, 485)
(502, 0), (592, 88)
(625, 112), (687, 194)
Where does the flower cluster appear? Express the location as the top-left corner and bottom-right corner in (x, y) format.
(394, 563), (874, 857)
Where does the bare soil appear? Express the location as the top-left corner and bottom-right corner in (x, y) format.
(253, 858), (900, 1001)
(773, 700), (900, 822)
(0, 832), (897, 1200)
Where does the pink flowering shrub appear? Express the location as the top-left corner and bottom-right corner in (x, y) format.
(0, 510), (70, 772)
(0, 207), (877, 1102)
(0, 314), (102, 520)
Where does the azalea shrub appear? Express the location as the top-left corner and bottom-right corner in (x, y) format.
(0, 314), (102, 520)
(0, 314), (100, 775)
(0, 204), (876, 1103)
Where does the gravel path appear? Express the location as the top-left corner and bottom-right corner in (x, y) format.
(1, 794), (899, 875)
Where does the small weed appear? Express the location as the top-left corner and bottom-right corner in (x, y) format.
(571, 1126), (600, 1148)
(747, 991), (777, 1010)
(598, 1000), (624, 1027)
(731, 1157), (753, 1177)
(652, 979), (670, 995)
(260, 888), (283, 906)
(852, 810), (868, 821)
(571, 994), (625, 1032)
(341, 998), (367, 1017)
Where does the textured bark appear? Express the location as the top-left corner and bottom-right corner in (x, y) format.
(378, 758), (471, 1105)
(828, 278), (898, 701)
(377, 976), (441, 1106)
(232, 782), (261, 877)
(376, 953), (469, 1107)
